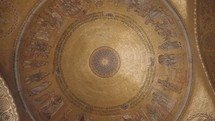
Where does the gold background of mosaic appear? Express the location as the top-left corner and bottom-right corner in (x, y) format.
(0, 0), (214, 121)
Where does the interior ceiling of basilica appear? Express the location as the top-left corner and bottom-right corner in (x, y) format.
(0, 0), (214, 121)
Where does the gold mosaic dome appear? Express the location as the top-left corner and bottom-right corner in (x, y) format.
(2, 0), (215, 121)
(13, 0), (193, 120)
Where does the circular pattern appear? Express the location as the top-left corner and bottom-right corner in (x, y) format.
(89, 46), (121, 78)
(0, 98), (10, 112)
(0, 76), (18, 121)
(1, 112), (13, 121)
(0, 89), (5, 97)
(14, 0), (192, 120)
(55, 12), (155, 115)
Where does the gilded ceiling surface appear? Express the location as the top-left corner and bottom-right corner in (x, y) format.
(14, 0), (192, 120)
(0, 0), (214, 121)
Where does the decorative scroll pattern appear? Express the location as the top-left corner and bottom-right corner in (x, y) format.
(0, 75), (18, 121)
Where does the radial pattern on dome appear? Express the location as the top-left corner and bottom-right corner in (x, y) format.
(14, 0), (192, 121)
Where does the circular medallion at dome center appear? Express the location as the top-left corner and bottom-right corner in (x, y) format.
(89, 46), (120, 78)
(14, 0), (193, 120)
(54, 12), (155, 115)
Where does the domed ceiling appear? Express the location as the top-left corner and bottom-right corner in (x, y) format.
(11, 0), (193, 120)
(13, 0), (192, 120)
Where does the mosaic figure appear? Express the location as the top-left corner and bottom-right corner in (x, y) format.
(125, 0), (138, 11)
(137, 0), (154, 17)
(155, 21), (177, 38)
(39, 95), (64, 120)
(135, 0), (177, 39)
(29, 81), (51, 96)
(159, 40), (181, 50)
(158, 79), (181, 93)
(37, 8), (64, 31)
(32, 28), (50, 41)
(147, 91), (175, 121)
(134, 0), (164, 25)
(25, 71), (49, 84)
(145, 9), (164, 25)
(26, 41), (51, 58)
(158, 54), (176, 66)
(146, 104), (158, 121)
(23, 60), (48, 68)
(152, 91), (175, 113)
(34, 92), (55, 105)
(54, 0), (85, 17)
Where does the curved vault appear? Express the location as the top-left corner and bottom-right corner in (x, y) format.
(14, 0), (192, 121)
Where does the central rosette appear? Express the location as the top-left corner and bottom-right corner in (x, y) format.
(89, 46), (120, 78)
(54, 12), (154, 115)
